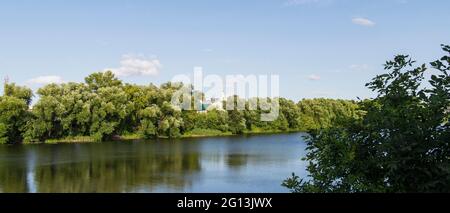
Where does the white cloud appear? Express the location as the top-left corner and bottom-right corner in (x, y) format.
(352, 17), (376, 27)
(27, 75), (64, 85)
(308, 74), (321, 81)
(349, 64), (370, 71)
(106, 55), (162, 77)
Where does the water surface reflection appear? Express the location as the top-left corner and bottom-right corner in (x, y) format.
(0, 133), (307, 193)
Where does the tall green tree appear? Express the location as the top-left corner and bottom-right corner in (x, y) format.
(0, 96), (30, 144)
(24, 95), (64, 141)
(138, 105), (161, 139)
(280, 98), (300, 129)
(296, 99), (361, 131)
(228, 109), (246, 134)
(89, 86), (128, 141)
(1, 83), (32, 144)
(158, 101), (184, 138)
(85, 71), (122, 91)
(284, 45), (450, 193)
(3, 83), (33, 106)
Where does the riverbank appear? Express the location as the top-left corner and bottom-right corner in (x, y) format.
(17, 128), (304, 145)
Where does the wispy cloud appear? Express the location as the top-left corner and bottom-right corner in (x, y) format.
(106, 55), (162, 77)
(308, 74), (321, 81)
(352, 17), (376, 27)
(27, 75), (64, 85)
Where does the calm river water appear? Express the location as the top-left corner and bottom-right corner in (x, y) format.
(0, 133), (307, 193)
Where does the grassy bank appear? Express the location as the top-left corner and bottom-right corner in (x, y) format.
(21, 136), (98, 145)
(17, 128), (303, 145)
(182, 128), (234, 138)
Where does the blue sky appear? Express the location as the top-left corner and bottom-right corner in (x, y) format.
(0, 0), (449, 101)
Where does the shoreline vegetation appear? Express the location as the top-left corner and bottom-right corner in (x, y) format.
(1, 71), (362, 145)
(21, 129), (303, 145)
(282, 45), (450, 193)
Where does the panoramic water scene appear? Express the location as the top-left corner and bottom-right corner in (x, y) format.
(0, 3), (449, 211)
(0, 133), (306, 193)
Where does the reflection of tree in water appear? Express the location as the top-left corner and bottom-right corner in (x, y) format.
(225, 154), (273, 169)
(223, 138), (280, 170)
(226, 154), (250, 168)
(0, 142), (202, 192)
(0, 146), (30, 192)
(0, 164), (28, 192)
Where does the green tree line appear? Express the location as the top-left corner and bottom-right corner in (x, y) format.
(0, 72), (362, 144)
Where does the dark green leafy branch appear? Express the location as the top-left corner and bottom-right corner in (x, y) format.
(284, 44), (450, 193)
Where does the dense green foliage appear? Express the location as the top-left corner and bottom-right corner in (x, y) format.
(0, 96), (30, 144)
(0, 71), (360, 144)
(284, 45), (450, 193)
(0, 84), (33, 144)
(297, 99), (362, 131)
